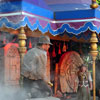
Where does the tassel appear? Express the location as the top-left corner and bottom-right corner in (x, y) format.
(29, 39), (32, 48)
(52, 45), (56, 57)
(62, 42), (66, 52)
(58, 43), (61, 54)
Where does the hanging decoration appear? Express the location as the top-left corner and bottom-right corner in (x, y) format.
(52, 43), (56, 57)
(62, 42), (66, 52)
(58, 43), (61, 54)
(29, 39), (32, 49)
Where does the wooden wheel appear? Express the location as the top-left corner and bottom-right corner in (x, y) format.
(59, 51), (83, 93)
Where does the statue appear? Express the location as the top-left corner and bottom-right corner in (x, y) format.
(77, 65), (92, 100)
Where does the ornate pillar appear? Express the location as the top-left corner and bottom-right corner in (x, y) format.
(90, 32), (98, 100)
(90, 1), (98, 99)
(18, 27), (27, 65)
(18, 27), (27, 84)
(90, 0), (98, 8)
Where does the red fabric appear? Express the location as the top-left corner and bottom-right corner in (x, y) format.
(29, 40), (32, 48)
(62, 42), (66, 52)
(52, 46), (56, 57)
(58, 43), (61, 54)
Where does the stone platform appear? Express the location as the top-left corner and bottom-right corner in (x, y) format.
(26, 97), (60, 100)
(26, 96), (99, 100)
(60, 96), (99, 100)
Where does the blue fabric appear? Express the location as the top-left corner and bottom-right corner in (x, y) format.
(0, 16), (100, 36)
(22, 1), (53, 19)
(0, 0), (50, 9)
(23, 0), (50, 9)
(44, 0), (91, 5)
(95, 9), (100, 19)
(59, 31), (91, 40)
(48, 4), (91, 12)
(0, 1), (21, 13)
(55, 9), (100, 20)
(0, 0), (53, 19)
(0, 0), (100, 40)
(0, 1), (99, 20)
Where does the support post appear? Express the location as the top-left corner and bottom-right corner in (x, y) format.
(54, 63), (59, 95)
(90, 32), (98, 100)
(90, 1), (98, 99)
(18, 27), (27, 85)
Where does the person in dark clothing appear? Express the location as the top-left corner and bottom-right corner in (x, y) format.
(21, 35), (53, 98)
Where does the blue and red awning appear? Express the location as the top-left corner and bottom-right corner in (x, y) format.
(0, 0), (100, 40)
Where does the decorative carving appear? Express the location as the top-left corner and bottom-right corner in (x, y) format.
(90, 0), (98, 9)
(4, 44), (20, 86)
(59, 51), (83, 93)
(90, 32), (98, 60)
(18, 27), (27, 86)
(18, 27), (27, 64)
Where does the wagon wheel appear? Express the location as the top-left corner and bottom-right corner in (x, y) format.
(59, 51), (83, 93)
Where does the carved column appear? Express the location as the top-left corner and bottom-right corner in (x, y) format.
(18, 27), (27, 65)
(18, 27), (27, 85)
(90, 0), (98, 99)
(90, 0), (98, 8)
(90, 32), (98, 100)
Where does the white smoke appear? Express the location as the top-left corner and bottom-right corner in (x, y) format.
(0, 85), (27, 100)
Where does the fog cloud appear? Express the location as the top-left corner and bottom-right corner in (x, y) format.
(0, 85), (27, 100)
